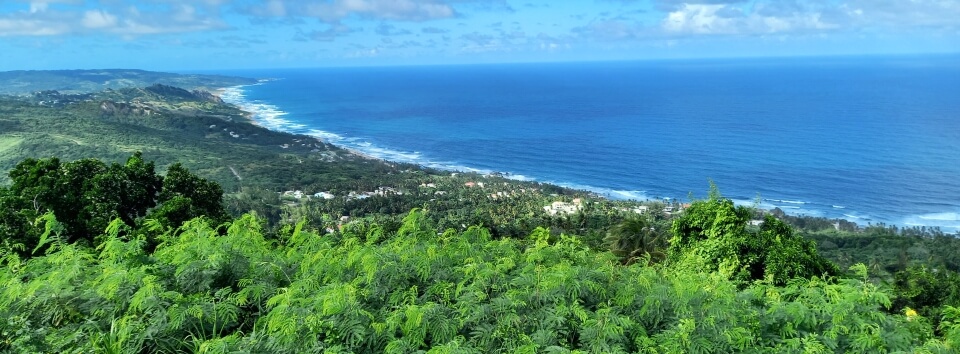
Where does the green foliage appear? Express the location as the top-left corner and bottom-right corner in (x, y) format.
(0, 87), (418, 194)
(155, 163), (229, 227)
(0, 209), (946, 352)
(806, 226), (960, 280)
(891, 265), (960, 330)
(668, 192), (839, 285)
(0, 154), (226, 256)
(604, 216), (666, 265)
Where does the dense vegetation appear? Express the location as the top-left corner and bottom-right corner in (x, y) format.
(1, 155), (959, 352)
(0, 84), (415, 193)
(1, 209), (958, 353)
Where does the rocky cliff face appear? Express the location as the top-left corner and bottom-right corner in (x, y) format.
(191, 89), (224, 104)
(144, 84), (197, 101)
(142, 84), (224, 104)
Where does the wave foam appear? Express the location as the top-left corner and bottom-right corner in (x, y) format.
(608, 190), (651, 201)
(220, 85), (298, 131)
(766, 198), (807, 205)
(900, 212), (960, 233)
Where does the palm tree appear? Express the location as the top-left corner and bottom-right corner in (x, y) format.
(604, 217), (665, 266)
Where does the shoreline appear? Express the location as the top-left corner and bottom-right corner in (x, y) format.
(218, 84), (427, 165)
(212, 84), (960, 234)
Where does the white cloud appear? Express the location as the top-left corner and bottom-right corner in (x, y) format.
(662, 4), (734, 34)
(0, 2), (226, 37)
(655, 0), (960, 38)
(840, 0), (960, 29)
(246, 0), (514, 23)
(30, 2), (49, 13)
(661, 3), (838, 36)
(81, 10), (117, 29)
(0, 18), (70, 35)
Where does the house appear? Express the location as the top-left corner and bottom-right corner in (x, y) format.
(282, 190), (304, 199)
(313, 192), (335, 200)
(544, 201), (581, 216)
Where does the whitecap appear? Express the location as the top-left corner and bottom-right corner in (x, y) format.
(917, 212), (960, 221)
(767, 199), (806, 205)
(899, 212), (960, 233)
(505, 174), (533, 181)
(219, 85), (298, 132)
(731, 199), (778, 210)
(609, 190), (650, 201)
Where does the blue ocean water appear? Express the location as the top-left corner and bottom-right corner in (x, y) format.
(213, 55), (960, 232)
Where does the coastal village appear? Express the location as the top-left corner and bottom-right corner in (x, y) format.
(278, 172), (696, 219)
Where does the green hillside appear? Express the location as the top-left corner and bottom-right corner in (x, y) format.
(0, 69), (256, 95)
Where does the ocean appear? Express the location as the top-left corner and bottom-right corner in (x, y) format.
(212, 55), (960, 232)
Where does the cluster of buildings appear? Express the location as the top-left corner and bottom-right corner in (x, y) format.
(544, 198), (584, 216)
(280, 186), (403, 201)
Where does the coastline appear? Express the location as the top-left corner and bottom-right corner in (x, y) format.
(218, 84), (424, 165)
(212, 83), (960, 234)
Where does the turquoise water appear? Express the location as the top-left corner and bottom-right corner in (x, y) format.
(214, 55), (960, 232)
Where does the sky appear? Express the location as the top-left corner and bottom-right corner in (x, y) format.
(0, 0), (958, 70)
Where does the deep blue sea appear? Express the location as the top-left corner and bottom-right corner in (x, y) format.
(211, 55), (960, 232)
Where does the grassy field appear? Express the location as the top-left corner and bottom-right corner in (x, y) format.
(0, 136), (23, 163)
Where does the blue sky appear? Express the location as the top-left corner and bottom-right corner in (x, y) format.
(1, 0), (958, 70)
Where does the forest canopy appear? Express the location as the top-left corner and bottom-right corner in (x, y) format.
(0, 152), (226, 256)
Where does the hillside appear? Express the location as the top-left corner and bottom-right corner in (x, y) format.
(0, 83), (401, 190)
(0, 69), (257, 95)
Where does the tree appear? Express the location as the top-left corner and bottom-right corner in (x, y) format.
(891, 265), (960, 329)
(152, 163), (228, 228)
(668, 189), (839, 285)
(0, 154), (226, 256)
(603, 217), (665, 265)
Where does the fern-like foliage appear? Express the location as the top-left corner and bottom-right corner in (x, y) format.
(0, 209), (949, 352)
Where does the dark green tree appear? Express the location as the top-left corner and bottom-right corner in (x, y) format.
(152, 163), (228, 228)
(0, 186), (37, 253)
(892, 265), (960, 328)
(0, 154), (225, 256)
(603, 216), (665, 265)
